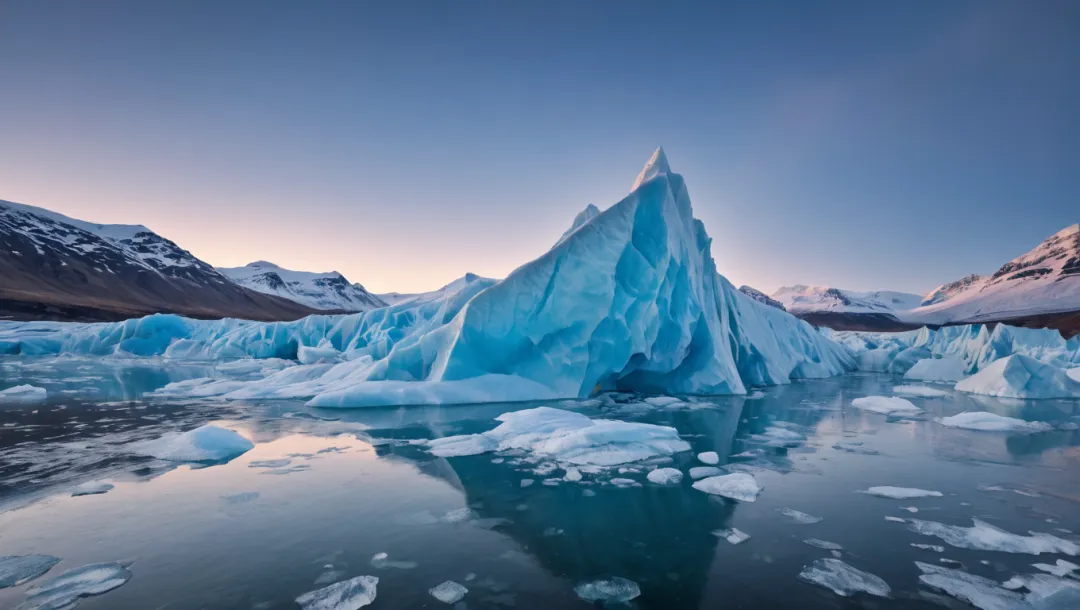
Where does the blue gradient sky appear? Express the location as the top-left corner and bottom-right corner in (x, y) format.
(1, 1), (1077, 295)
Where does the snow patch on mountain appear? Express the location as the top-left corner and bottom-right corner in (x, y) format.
(218, 261), (386, 312)
(738, 286), (785, 311)
(771, 285), (923, 315)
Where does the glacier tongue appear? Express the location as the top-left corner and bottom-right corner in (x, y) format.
(0, 150), (854, 406)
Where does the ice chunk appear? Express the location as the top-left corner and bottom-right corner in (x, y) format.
(860, 486), (942, 499)
(937, 412), (1053, 433)
(20, 562), (132, 610)
(779, 508), (822, 524)
(428, 580), (468, 604)
(646, 468), (683, 485)
(370, 553), (417, 570)
(692, 473), (762, 502)
(956, 354), (1080, 399)
(564, 467), (582, 482)
(1032, 559), (1078, 577)
(574, 577), (641, 603)
(0, 555), (61, 588)
(904, 357), (967, 383)
(0, 384), (46, 403)
(851, 396), (922, 417)
(712, 528), (751, 545)
(885, 516), (906, 523)
(71, 481), (114, 497)
(133, 424), (254, 462)
(428, 435), (499, 457)
(797, 558), (890, 597)
(643, 396), (683, 407)
(804, 539), (843, 551)
(908, 518), (1079, 555)
(296, 575), (378, 610)
(697, 451), (719, 465)
(520, 479), (534, 488)
(689, 466), (723, 479)
(911, 544), (945, 552)
(915, 562), (1023, 610)
(892, 385), (949, 398)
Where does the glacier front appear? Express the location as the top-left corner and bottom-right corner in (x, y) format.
(0, 149), (855, 406)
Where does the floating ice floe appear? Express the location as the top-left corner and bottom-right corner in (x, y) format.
(427, 407), (690, 467)
(646, 468), (683, 485)
(749, 425), (806, 447)
(911, 543), (945, 552)
(904, 357), (967, 383)
(797, 558), (890, 598)
(955, 354), (1080, 399)
(296, 575), (378, 610)
(713, 528), (751, 545)
(851, 396), (922, 417)
(0, 384), (46, 403)
(133, 424), (254, 462)
(915, 562), (1023, 610)
(0, 555), (61, 588)
(804, 539), (843, 551)
(429, 581), (468, 604)
(20, 562), (132, 610)
(908, 518), (1079, 555)
(936, 412), (1053, 433)
(71, 481), (114, 497)
(778, 508), (822, 524)
(1033, 559), (1079, 577)
(689, 466), (723, 479)
(692, 473), (761, 502)
(860, 486), (942, 499)
(697, 451), (719, 465)
(892, 385), (950, 398)
(369, 553), (417, 570)
(574, 577), (641, 603)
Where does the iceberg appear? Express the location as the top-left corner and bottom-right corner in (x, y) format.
(296, 575), (378, 610)
(797, 558), (890, 598)
(0, 150), (854, 406)
(133, 424), (254, 462)
(937, 412), (1053, 433)
(0, 384), (46, 403)
(908, 518), (1079, 555)
(955, 354), (1080, 399)
(574, 577), (641, 603)
(904, 357), (967, 383)
(646, 467), (683, 485)
(19, 562), (132, 610)
(692, 473), (762, 502)
(0, 555), (61, 588)
(888, 347), (932, 375)
(851, 396), (922, 417)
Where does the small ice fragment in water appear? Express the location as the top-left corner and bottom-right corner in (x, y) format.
(520, 479), (534, 488)
(779, 508), (822, 524)
(885, 516), (906, 523)
(937, 412), (1053, 433)
(915, 562), (1023, 610)
(902, 506), (919, 513)
(940, 558), (963, 565)
(609, 478), (638, 487)
(370, 553), (417, 570)
(746, 391), (765, 400)
(647, 468), (683, 485)
(860, 486), (942, 499)
(851, 396), (922, 417)
(908, 518), (1079, 555)
(697, 451), (719, 465)
(0, 555), (61, 588)
(442, 508), (477, 523)
(689, 466), (723, 479)
(296, 575), (378, 610)
(20, 562), (132, 610)
(644, 396), (683, 407)
(911, 544), (945, 552)
(805, 539), (843, 551)
(429, 580), (468, 604)
(712, 528), (750, 545)
(797, 558), (890, 598)
(133, 424), (254, 462)
(574, 577), (641, 603)
(564, 468), (582, 482)
(1033, 559), (1079, 577)
(692, 473), (762, 502)
(71, 481), (114, 497)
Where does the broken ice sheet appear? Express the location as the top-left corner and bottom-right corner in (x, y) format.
(712, 528), (751, 545)
(778, 508), (822, 524)
(692, 473), (762, 502)
(574, 577), (641, 603)
(429, 580), (468, 604)
(797, 558), (890, 598)
(20, 562), (132, 610)
(1032, 559), (1078, 577)
(915, 562), (1022, 610)
(0, 555), (61, 588)
(908, 518), (1079, 555)
(296, 575), (378, 610)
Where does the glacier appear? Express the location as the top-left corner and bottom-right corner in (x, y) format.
(0, 149), (854, 406)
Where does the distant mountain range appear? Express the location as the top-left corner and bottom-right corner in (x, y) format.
(217, 261), (385, 312)
(773, 224), (1080, 335)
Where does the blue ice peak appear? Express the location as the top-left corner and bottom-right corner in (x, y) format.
(631, 147), (671, 192)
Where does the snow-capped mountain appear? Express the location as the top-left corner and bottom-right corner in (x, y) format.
(0, 199), (316, 322)
(217, 261), (386, 312)
(902, 224), (1080, 324)
(738, 285), (785, 310)
(772, 285), (924, 315)
(377, 273), (489, 307)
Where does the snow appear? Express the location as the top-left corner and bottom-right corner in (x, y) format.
(892, 385), (949, 398)
(955, 354), (1080, 399)
(20, 562), (132, 610)
(217, 261), (386, 313)
(860, 486), (942, 499)
(0, 384), (46, 403)
(574, 577), (641, 603)
(908, 518), (1079, 555)
(904, 357), (967, 383)
(779, 508), (822, 524)
(697, 451), (719, 465)
(713, 528), (751, 545)
(71, 481), (114, 497)
(915, 562), (1024, 610)
(428, 581), (467, 604)
(646, 468), (683, 485)
(133, 424), (254, 462)
(0, 150), (855, 406)
(851, 396), (922, 417)
(0, 555), (61, 588)
(772, 285), (923, 315)
(937, 412), (1054, 433)
(692, 473), (762, 502)
(296, 575), (378, 610)
(797, 558), (890, 598)
(427, 407), (690, 466)
(689, 466), (723, 479)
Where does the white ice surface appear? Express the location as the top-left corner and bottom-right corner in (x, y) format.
(797, 558), (890, 598)
(937, 412), (1053, 433)
(908, 518), (1079, 555)
(892, 385), (949, 398)
(295, 575), (379, 610)
(0, 384), (46, 403)
(860, 487), (942, 499)
(428, 581), (468, 604)
(904, 357), (967, 383)
(0, 555), (61, 588)
(20, 562), (132, 610)
(779, 508), (822, 524)
(692, 473), (762, 502)
(646, 468), (683, 485)
(713, 528), (751, 545)
(133, 424), (254, 462)
(955, 354), (1080, 399)
(697, 451), (719, 465)
(851, 396), (922, 417)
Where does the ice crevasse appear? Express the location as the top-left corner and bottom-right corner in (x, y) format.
(0, 149), (855, 406)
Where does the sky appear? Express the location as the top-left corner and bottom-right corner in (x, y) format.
(1, 1), (1077, 296)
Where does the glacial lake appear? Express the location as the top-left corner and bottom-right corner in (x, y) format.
(1, 357), (1078, 609)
